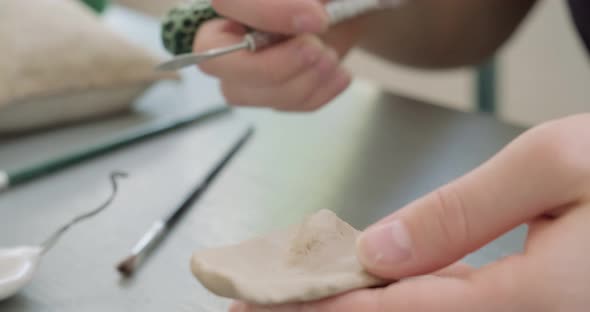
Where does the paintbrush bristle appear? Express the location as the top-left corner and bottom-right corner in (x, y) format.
(117, 255), (137, 277)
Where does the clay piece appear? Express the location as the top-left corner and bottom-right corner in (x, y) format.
(0, 0), (173, 134)
(191, 209), (388, 305)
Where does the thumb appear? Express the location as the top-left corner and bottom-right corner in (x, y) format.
(356, 119), (590, 279)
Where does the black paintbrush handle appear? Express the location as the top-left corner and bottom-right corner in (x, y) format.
(163, 126), (255, 227)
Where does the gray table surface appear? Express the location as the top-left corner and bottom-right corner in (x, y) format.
(0, 6), (527, 312)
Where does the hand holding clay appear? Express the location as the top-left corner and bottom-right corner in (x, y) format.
(233, 115), (590, 311)
(191, 209), (388, 305)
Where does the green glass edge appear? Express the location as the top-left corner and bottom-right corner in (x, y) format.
(80, 0), (110, 13)
(476, 59), (497, 114)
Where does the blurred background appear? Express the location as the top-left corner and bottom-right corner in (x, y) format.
(346, 0), (590, 126)
(7, 0), (588, 133)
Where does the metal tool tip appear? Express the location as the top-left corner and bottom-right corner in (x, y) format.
(154, 62), (177, 72)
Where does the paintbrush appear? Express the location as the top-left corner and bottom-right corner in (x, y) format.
(116, 126), (254, 277)
(0, 106), (230, 193)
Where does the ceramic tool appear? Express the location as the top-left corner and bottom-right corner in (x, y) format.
(0, 172), (126, 301)
(116, 126), (254, 277)
(0, 107), (229, 193)
(157, 0), (404, 71)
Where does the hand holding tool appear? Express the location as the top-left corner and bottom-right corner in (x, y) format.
(158, 0), (404, 71)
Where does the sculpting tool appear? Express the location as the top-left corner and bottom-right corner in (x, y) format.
(0, 106), (230, 193)
(116, 126), (254, 277)
(157, 0), (405, 71)
(0, 172), (126, 301)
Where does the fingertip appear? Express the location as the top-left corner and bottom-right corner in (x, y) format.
(296, 0), (330, 33)
(249, 35), (326, 86)
(219, 19), (249, 35)
(356, 227), (381, 274)
(296, 35), (326, 66)
(435, 262), (476, 277)
(228, 302), (247, 312)
(230, 303), (302, 312)
(193, 19), (246, 52)
(193, 19), (246, 74)
(299, 65), (351, 112)
(334, 68), (352, 91)
(311, 47), (340, 83)
(291, 5), (329, 33)
(355, 221), (413, 279)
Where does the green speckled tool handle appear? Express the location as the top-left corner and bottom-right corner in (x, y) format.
(81, 0), (110, 13)
(162, 0), (219, 55)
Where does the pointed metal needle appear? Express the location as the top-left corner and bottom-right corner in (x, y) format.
(156, 40), (249, 71)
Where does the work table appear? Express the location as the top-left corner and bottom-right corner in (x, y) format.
(0, 6), (527, 312)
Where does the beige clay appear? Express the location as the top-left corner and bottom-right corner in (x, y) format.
(0, 0), (174, 134)
(191, 210), (388, 305)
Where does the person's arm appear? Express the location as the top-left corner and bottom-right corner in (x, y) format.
(193, 0), (537, 111)
(359, 0), (538, 68)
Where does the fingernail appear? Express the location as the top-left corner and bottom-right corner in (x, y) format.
(292, 14), (325, 33)
(299, 43), (323, 66)
(357, 220), (412, 268)
(229, 302), (248, 312)
(332, 69), (351, 92)
(250, 306), (299, 312)
(316, 49), (338, 79)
